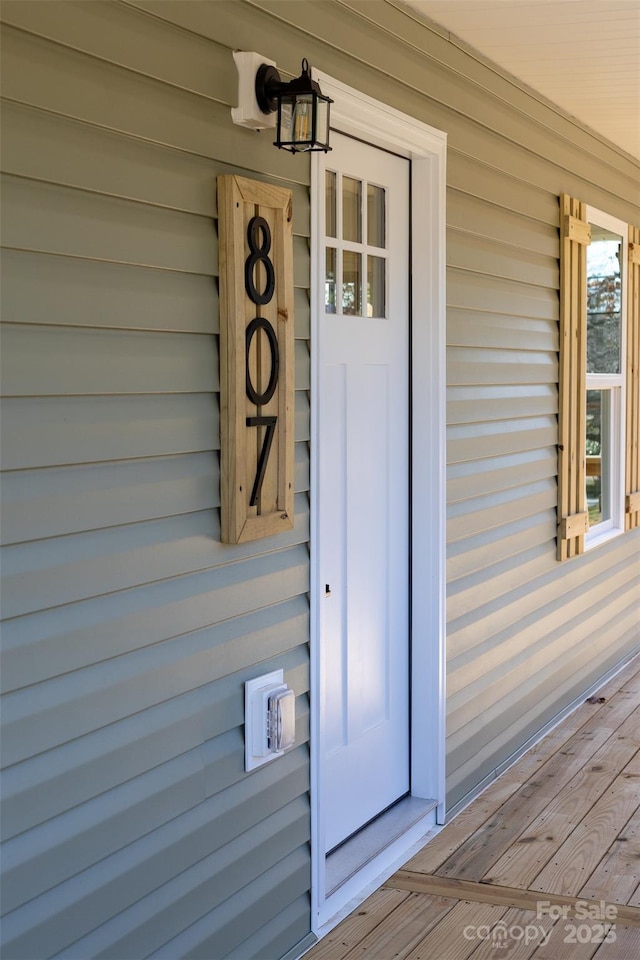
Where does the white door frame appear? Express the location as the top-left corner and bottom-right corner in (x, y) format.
(310, 73), (447, 931)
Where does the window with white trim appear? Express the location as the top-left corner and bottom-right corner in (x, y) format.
(584, 208), (627, 546)
(557, 196), (639, 560)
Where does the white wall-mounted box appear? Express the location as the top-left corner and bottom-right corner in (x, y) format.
(245, 670), (296, 771)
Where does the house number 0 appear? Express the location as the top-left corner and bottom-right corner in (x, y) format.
(244, 217), (280, 506)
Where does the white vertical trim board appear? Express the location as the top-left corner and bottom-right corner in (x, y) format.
(309, 73), (447, 932)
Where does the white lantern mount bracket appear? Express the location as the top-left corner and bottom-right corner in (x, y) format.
(231, 52), (332, 153)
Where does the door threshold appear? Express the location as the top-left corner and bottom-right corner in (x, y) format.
(326, 795), (437, 897)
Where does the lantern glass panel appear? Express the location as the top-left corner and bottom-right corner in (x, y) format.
(315, 97), (330, 150)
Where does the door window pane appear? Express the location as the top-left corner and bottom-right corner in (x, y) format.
(325, 247), (337, 314)
(367, 185), (386, 248)
(587, 224), (622, 374)
(586, 389), (611, 527)
(326, 171), (337, 239)
(367, 256), (386, 317)
(342, 251), (361, 315)
(342, 177), (362, 243)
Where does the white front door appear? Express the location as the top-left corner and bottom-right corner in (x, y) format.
(318, 132), (411, 851)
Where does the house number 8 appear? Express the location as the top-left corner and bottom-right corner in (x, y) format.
(244, 217), (280, 507)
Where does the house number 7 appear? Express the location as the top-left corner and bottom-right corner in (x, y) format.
(244, 217), (280, 506)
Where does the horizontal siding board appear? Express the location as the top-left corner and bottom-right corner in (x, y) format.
(447, 268), (558, 321)
(447, 385), (557, 426)
(2, 768), (309, 926)
(447, 616), (640, 807)
(0, 25), (307, 185)
(0, 0), (235, 103)
(1, 661), (309, 839)
(1, 749), (204, 915)
(438, 118), (640, 221)
(445, 125), (639, 226)
(447, 415), (557, 463)
(48, 799), (310, 960)
(0, 453), (218, 545)
(447, 478), (556, 544)
(447, 538), (640, 677)
(2, 749), (309, 957)
(1, 175), (310, 287)
(1, 712), (309, 919)
(447, 309), (558, 352)
(1, 248), (218, 333)
(1, 247), (312, 338)
(447, 229), (558, 288)
(447, 599), (640, 794)
(0, 445), (309, 545)
(214, 897), (312, 960)
(0, 391), (309, 468)
(1, 324), (218, 396)
(1, 546), (309, 703)
(0, 325), (309, 397)
(1, 174), (217, 275)
(447, 448), (556, 503)
(1, 495), (309, 619)
(446, 543), (553, 623)
(448, 149), (560, 224)
(148, 853), (311, 960)
(447, 189), (559, 257)
(448, 593), (639, 764)
(447, 346), (557, 387)
(447, 511), (557, 582)
(0, 100), (311, 233)
(0, 393), (217, 468)
(2, 692), (309, 917)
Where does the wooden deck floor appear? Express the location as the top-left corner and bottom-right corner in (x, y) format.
(307, 656), (640, 959)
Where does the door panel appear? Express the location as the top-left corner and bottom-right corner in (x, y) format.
(319, 133), (410, 851)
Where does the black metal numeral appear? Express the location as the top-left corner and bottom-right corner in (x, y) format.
(246, 416), (277, 506)
(245, 316), (280, 406)
(245, 217), (275, 306)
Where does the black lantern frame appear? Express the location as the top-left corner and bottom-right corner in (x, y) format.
(256, 58), (332, 153)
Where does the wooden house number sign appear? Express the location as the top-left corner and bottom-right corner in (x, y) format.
(217, 176), (295, 543)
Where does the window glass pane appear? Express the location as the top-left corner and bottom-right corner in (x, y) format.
(586, 389), (611, 527)
(587, 224), (622, 374)
(325, 247), (336, 314)
(367, 184), (385, 248)
(325, 171), (336, 239)
(342, 177), (362, 243)
(342, 251), (361, 315)
(367, 256), (386, 317)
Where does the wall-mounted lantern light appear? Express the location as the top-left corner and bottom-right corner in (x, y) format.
(256, 59), (332, 153)
(231, 52), (332, 153)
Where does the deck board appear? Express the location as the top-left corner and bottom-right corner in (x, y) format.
(306, 656), (640, 960)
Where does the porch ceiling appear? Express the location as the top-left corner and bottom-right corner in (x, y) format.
(403, 0), (640, 162)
